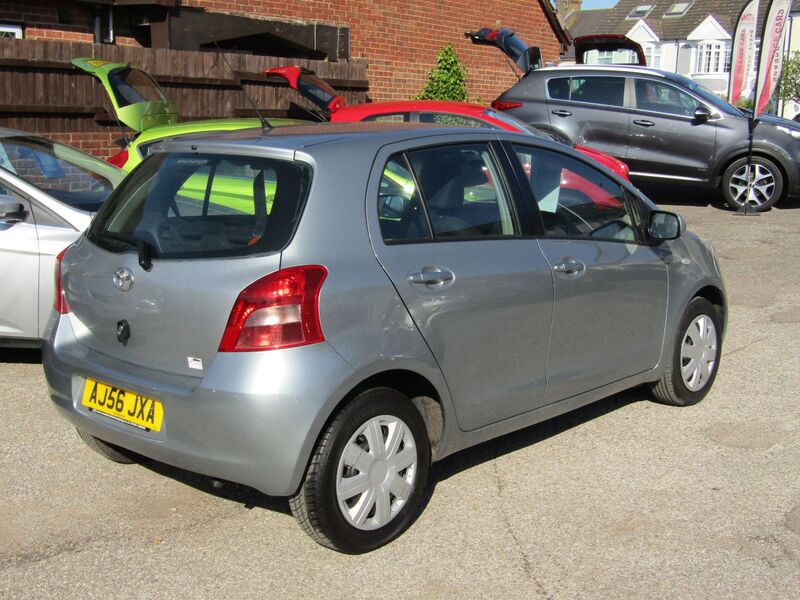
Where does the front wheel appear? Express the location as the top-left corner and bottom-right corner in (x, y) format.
(290, 387), (431, 553)
(721, 156), (784, 211)
(652, 297), (722, 406)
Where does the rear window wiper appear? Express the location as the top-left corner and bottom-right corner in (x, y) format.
(94, 231), (156, 272)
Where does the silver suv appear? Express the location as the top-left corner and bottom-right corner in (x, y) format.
(44, 123), (726, 552)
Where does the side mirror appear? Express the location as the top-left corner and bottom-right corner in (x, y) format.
(649, 210), (683, 241)
(0, 195), (25, 221)
(694, 105), (712, 122)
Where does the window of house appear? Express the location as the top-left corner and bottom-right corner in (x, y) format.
(664, 2), (692, 16)
(694, 42), (731, 74)
(627, 5), (654, 19)
(0, 23), (23, 39)
(644, 44), (662, 68)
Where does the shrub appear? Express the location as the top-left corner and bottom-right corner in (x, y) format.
(415, 44), (468, 101)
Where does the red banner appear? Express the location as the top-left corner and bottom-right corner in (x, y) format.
(755, 0), (792, 117)
(729, 0), (759, 104)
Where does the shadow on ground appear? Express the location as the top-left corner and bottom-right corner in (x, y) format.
(0, 348), (42, 364)
(121, 386), (647, 522)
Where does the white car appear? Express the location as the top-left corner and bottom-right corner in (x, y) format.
(0, 129), (124, 346)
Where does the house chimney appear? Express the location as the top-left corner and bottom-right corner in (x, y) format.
(557, 0), (583, 15)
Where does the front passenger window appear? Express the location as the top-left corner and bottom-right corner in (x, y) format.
(634, 79), (700, 117)
(513, 145), (637, 242)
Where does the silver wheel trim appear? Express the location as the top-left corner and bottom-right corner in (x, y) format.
(335, 414), (418, 531)
(680, 314), (718, 392)
(728, 163), (775, 207)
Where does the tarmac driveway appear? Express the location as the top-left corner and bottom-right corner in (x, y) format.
(1, 191), (799, 599)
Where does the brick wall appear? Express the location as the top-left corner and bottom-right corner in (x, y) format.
(181, 0), (564, 103)
(0, 1), (141, 45)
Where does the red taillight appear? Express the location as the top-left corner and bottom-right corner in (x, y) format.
(491, 100), (523, 111)
(107, 149), (129, 168)
(219, 266), (327, 352)
(54, 246), (71, 314)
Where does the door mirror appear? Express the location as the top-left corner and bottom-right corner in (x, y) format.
(649, 210), (683, 241)
(0, 195), (25, 220)
(694, 105), (712, 122)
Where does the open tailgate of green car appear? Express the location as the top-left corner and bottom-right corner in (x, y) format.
(73, 57), (179, 132)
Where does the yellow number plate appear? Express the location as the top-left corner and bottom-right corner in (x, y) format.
(81, 379), (164, 432)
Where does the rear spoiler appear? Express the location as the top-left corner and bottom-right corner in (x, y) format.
(465, 28), (542, 74)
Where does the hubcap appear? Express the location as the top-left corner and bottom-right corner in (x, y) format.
(680, 314), (718, 392)
(728, 163), (775, 207)
(335, 415), (417, 531)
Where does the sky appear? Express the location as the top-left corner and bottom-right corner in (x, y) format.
(580, 0), (618, 9)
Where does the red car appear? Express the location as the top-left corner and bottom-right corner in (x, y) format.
(266, 66), (629, 180)
(267, 66), (629, 209)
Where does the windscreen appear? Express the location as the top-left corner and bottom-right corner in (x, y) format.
(88, 153), (312, 259)
(0, 136), (122, 212)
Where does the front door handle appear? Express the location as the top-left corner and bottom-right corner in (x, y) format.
(551, 109), (572, 117)
(552, 259), (585, 275)
(633, 119), (655, 127)
(408, 269), (454, 285)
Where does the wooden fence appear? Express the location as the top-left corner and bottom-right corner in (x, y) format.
(0, 39), (369, 153)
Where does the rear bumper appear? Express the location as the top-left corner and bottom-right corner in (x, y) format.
(43, 316), (354, 497)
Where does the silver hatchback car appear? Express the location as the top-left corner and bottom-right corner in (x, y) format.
(44, 123), (726, 553)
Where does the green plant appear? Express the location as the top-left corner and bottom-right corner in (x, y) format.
(777, 51), (800, 103)
(415, 44), (468, 101)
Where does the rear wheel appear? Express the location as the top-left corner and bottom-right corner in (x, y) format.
(290, 387), (430, 553)
(76, 428), (138, 464)
(652, 297), (722, 406)
(721, 156), (784, 211)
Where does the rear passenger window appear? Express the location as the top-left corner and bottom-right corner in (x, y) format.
(418, 113), (492, 128)
(378, 144), (518, 243)
(548, 76), (625, 107)
(90, 153), (311, 258)
(513, 145), (637, 242)
(378, 154), (432, 242)
(406, 144), (517, 239)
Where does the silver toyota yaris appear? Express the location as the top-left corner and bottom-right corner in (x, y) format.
(43, 123), (726, 553)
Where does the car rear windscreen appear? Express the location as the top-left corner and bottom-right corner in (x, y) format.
(88, 153), (312, 259)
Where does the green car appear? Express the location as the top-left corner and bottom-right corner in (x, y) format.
(73, 58), (304, 172)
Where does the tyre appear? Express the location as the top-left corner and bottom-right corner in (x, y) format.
(289, 387), (431, 553)
(652, 297), (722, 406)
(76, 428), (138, 464)
(721, 156), (784, 211)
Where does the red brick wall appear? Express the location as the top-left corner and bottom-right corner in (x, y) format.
(181, 0), (563, 103)
(0, 1), (141, 45)
(47, 132), (123, 161)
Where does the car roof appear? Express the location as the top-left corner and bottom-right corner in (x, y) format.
(0, 127), (40, 139)
(334, 100), (490, 118)
(154, 121), (499, 155)
(538, 64), (671, 78)
(132, 117), (307, 144)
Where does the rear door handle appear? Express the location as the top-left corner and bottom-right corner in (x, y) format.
(633, 119), (655, 127)
(408, 269), (454, 285)
(552, 259), (585, 275)
(551, 109), (572, 117)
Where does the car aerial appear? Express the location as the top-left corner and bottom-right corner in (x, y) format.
(265, 66), (630, 180)
(467, 29), (800, 211)
(44, 122), (726, 553)
(0, 128), (124, 346)
(73, 58), (305, 172)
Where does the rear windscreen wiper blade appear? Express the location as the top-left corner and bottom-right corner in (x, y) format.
(95, 231), (156, 272)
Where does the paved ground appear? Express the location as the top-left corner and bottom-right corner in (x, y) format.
(1, 188), (799, 599)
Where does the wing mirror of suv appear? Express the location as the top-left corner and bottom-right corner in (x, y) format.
(648, 210), (684, 241)
(0, 195), (25, 222)
(693, 106), (712, 122)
